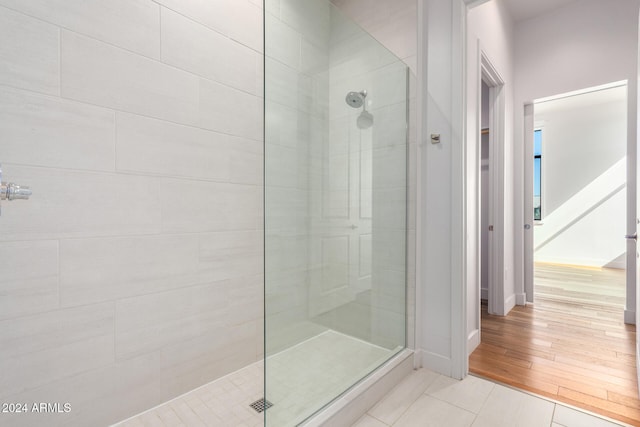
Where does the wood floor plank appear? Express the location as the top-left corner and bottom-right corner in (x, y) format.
(470, 362), (560, 396)
(471, 347), (533, 369)
(558, 387), (640, 425)
(470, 263), (640, 426)
(504, 348), (556, 363)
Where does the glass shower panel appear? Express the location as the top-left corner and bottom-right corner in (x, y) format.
(265, 1), (408, 425)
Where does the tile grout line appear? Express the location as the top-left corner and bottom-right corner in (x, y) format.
(550, 403), (558, 427)
(468, 373), (634, 427)
(0, 3), (263, 80)
(367, 370), (441, 427)
(0, 82), (264, 145)
(110, 360), (263, 426)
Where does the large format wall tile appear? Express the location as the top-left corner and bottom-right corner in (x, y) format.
(0, 304), (114, 362)
(0, 0), (266, 424)
(155, 0), (262, 53)
(0, 304), (115, 399)
(0, 87), (115, 171)
(280, 0), (330, 49)
(116, 112), (262, 185)
(199, 78), (263, 141)
(265, 13), (301, 70)
(0, 166), (161, 241)
(0, 0), (160, 59)
(0, 240), (58, 320)
(153, 0), (237, 40)
(161, 178), (262, 233)
(159, 320), (258, 397)
(115, 283), (229, 359)
(0, 351), (163, 427)
(265, 57), (313, 110)
(330, 0), (416, 64)
(224, 275), (264, 326)
(229, 135), (264, 185)
(265, 143), (310, 189)
(115, 112), (232, 182)
(60, 234), (201, 307)
(61, 31), (199, 127)
(161, 8), (259, 94)
(0, 6), (59, 95)
(198, 230), (263, 283)
(226, 0), (263, 53)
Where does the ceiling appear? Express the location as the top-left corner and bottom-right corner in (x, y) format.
(535, 84), (627, 116)
(502, 0), (580, 22)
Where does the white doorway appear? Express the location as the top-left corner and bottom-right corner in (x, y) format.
(480, 80), (490, 305)
(523, 82), (629, 310)
(479, 54), (505, 317)
(468, 51), (507, 355)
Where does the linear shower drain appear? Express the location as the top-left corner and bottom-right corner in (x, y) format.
(249, 398), (273, 413)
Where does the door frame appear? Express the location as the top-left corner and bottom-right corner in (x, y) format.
(636, 9), (640, 391)
(522, 82), (634, 314)
(468, 44), (507, 355)
(523, 103), (534, 302)
(480, 51), (506, 317)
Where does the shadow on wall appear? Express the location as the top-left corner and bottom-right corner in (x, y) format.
(534, 158), (626, 268)
(604, 253), (627, 269)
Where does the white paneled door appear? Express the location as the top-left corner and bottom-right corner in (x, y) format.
(310, 117), (373, 317)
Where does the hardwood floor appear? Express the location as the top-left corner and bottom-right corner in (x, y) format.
(470, 263), (640, 426)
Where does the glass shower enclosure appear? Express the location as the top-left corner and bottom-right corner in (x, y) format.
(264, 1), (409, 425)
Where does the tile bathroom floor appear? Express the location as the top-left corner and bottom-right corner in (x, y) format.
(115, 362), (633, 427)
(265, 330), (397, 426)
(114, 361), (264, 427)
(355, 369), (633, 427)
(113, 330), (395, 427)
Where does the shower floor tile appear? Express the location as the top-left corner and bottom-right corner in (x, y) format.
(112, 362), (264, 427)
(112, 330), (398, 427)
(265, 330), (399, 427)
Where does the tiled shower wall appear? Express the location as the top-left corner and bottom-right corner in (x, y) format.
(330, 0), (417, 73)
(265, 0), (417, 354)
(0, 1), (264, 426)
(329, 0), (418, 349)
(302, 8), (410, 349)
(264, 0), (332, 353)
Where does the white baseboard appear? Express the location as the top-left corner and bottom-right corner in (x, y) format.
(515, 293), (526, 306)
(504, 294), (516, 315)
(624, 309), (636, 325)
(467, 329), (480, 355)
(413, 349), (423, 369)
(421, 350), (453, 378)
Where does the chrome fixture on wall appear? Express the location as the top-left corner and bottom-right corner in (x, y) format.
(0, 164), (32, 215)
(345, 90), (374, 129)
(345, 90), (367, 108)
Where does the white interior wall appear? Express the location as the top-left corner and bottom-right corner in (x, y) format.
(513, 0), (640, 319)
(417, 0), (467, 377)
(534, 91), (627, 268)
(0, 1), (263, 426)
(465, 0), (516, 355)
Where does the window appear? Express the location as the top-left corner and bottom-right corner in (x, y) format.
(533, 129), (542, 221)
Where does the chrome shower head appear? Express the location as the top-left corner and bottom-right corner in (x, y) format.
(345, 90), (367, 108)
(345, 90), (373, 129)
(357, 110), (374, 129)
